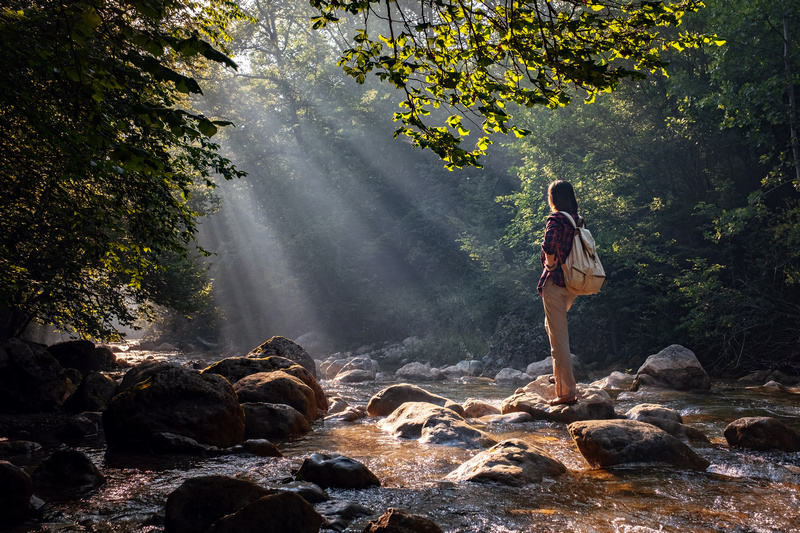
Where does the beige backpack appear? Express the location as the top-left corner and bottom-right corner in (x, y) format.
(559, 212), (606, 295)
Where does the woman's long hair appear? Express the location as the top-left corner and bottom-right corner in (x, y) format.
(548, 180), (578, 213)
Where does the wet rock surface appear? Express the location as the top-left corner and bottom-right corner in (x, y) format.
(568, 419), (711, 470)
(295, 452), (381, 489)
(724, 416), (800, 452)
(447, 439), (567, 485)
(104, 364), (245, 450)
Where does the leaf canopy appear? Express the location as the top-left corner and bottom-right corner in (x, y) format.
(310, 0), (712, 168)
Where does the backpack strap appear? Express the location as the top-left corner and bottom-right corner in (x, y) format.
(558, 211), (580, 228)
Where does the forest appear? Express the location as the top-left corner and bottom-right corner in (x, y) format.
(2, 0), (799, 375)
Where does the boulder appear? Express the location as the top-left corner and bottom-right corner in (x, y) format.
(319, 354), (349, 380)
(295, 453), (380, 489)
(526, 355), (587, 381)
(325, 406), (367, 423)
(55, 412), (103, 440)
(632, 345), (710, 390)
(333, 355), (379, 383)
(47, 340), (117, 376)
(118, 360), (180, 391)
(501, 375), (615, 423)
(233, 371), (318, 422)
(494, 368), (532, 387)
(395, 362), (445, 382)
(316, 501), (373, 531)
(364, 508), (444, 533)
(568, 419), (710, 470)
(367, 384), (464, 417)
(0, 440), (42, 456)
(104, 365), (245, 450)
(625, 404), (683, 424)
(635, 417), (710, 443)
(31, 449), (105, 501)
(590, 371), (636, 391)
(327, 396), (350, 415)
(0, 460), (33, 523)
(380, 402), (496, 449)
(462, 398), (501, 418)
(242, 402), (312, 438)
(247, 336), (317, 378)
(0, 338), (70, 412)
(202, 356), (328, 413)
(229, 439), (283, 457)
(165, 475), (274, 533)
(446, 439), (567, 485)
(723, 417), (800, 452)
(63, 371), (118, 412)
(205, 491), (323, 533)
(267, 481), (328, 503)
(481, 314), (550, 378)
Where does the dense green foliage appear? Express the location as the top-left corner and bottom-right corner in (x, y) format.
(0, 0), (246, 340)
(310, 0), (712, 168)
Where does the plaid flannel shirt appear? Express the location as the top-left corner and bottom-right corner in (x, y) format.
(537, 211), (579, 295)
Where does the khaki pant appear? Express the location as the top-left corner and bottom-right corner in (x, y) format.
(542, 279), (578, 398)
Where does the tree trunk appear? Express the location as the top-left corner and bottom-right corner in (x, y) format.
(784, 17), (800, 188)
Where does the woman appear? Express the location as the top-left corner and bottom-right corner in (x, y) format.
(537, 180), (580, 406)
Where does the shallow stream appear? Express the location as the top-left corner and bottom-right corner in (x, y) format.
(6, 351), (800, 533)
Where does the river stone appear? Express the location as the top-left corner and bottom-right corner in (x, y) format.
(626, 403), (683, 424)
(31, 448), (105, 501)
(723, 416), (800, 452)
(55, 412), (102, 440)
(380, 402), (496, 449)
(316, 500), (373, 531)
(0, 440), (42, 456)
(334, 355), (379, 382)
(327, 396), (349, 415)
(494, 368), (533, 387)
(202, 356), (328, 413)
(636, 417), (710, 443)
(0, 338), (70, 412)
(325, 406), (367, 423)
(234, 371), (318, 422)
(633, 344), (710, 390)
(118, 360), (181, 390)
(364, 508), (444, 533)
(568, 419), (710, 470)
(501, 375), (615, 423)
(229, 439), (283, 457)
(242, 402), (312, 438)
(463, 398), (501, 418)
(526, 355), (587, 381)
(104, 365), (245, 450)
(447, 439), (567, 485)
(591, 371), (637, 390)
(295, 452), (380, 489)
(0, 460), (33, 523)
(205, 491), (323, 533)
(319, 353), (349, 380)
(47, 340), (117, 376)
(481, 314), (550, 378)
(247, 336), (317, 378)
(164, 475), (274, 533)
(63, 371), (118, 413)
(395, 362), (445, 382)
(367, 383), (464, 417)
(267, 481), (328, 503)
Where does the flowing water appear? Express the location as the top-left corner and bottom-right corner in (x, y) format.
(5, 351), (800, 533)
